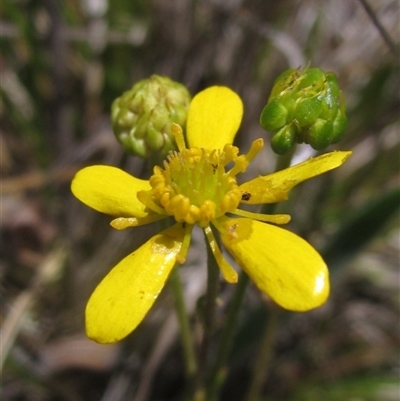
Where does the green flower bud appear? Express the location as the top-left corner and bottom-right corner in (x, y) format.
(260, 67), (347, 154)
(111, 75), (191, 160)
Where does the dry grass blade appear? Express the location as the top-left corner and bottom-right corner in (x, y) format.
(1, 245), (66, 370)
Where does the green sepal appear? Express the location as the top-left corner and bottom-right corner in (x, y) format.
(269, 68), (297, 98)
(295, 95), (324, 127)
(260, 99), (288, 131)
(331, 107), (347, 144)
(306, 119), (334, 150)
(271, 123), (298, 155)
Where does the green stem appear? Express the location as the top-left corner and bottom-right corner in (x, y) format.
(275, 145), (296, 171)
(244, 307), (280, 401)
(203, 231), (221, 363)
(169, 267), (198, 380)
(206, 271), (250, 400)
(160, 217), (198, 397)
(193, 230), (221, 400)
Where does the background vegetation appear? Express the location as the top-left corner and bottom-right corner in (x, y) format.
(1, 0), (399, 400)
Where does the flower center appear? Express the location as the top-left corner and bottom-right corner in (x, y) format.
(137, 123), (264, 228)
(146, 144), (242, 227)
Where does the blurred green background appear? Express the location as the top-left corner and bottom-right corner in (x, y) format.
(1, 1), (399, 400)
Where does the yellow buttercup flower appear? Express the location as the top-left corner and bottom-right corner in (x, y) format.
(71, 86), (351, 343)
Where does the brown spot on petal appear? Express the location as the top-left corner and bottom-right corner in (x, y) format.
(241, 192), (251, 201)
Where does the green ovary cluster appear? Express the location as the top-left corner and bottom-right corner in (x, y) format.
(148, 146), (242, 227)
(111, 75), (191, 160)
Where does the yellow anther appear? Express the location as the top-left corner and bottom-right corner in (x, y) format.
(245, 139), (264, 163)
(137, 190), (167, 215)
(227, 139), (264, 177)
(165, 194), (183, 215)
(222, 144), (239, 165)
(228, 155), (248, 177)
(186, 205), (200, 224)
(220, 190), (241, 213)
(174, 196), (191, 221)
(160, 192), (171, 208)
(149, 172), (164, 187)
(199, 200), (216, 225)
(186, 147), (202, 159)
(171, 123), (186, 152)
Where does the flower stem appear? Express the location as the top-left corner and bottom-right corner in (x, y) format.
(160, 216), (197, 396)
(244, 307), (280, 401)
(276, 144), (297, 173)
(206, 271), (250, 400)
(202, 233), (220, 362)
(193, 229), (221, 400)
(169, 267), (198, 380)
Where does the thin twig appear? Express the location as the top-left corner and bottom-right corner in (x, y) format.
(357, 0), (400, 60)
(1, 166), (79, 194)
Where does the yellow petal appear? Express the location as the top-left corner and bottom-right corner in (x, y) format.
(186, 86), (243, 149)
(85, 224), (185, 343)
(71, 165), (150, 217)
(219, 218), (329, 311)
(239, 151), (352, 204)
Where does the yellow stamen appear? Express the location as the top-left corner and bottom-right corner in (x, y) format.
(137, 190), (168, 215)
(204, 225), (238, 283)
(228, 139), (264, 177)
(231, 209), (291, 224)
(176, 223), (194, 264)
(110, 215), (166, 230)
(137, 137), (271, 231)
(142, 144), (243, 227)
(245, 138), (264, 163)
(171, 123), (187, 152)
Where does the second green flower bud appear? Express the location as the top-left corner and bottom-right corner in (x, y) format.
(260, 67), (347, 154)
